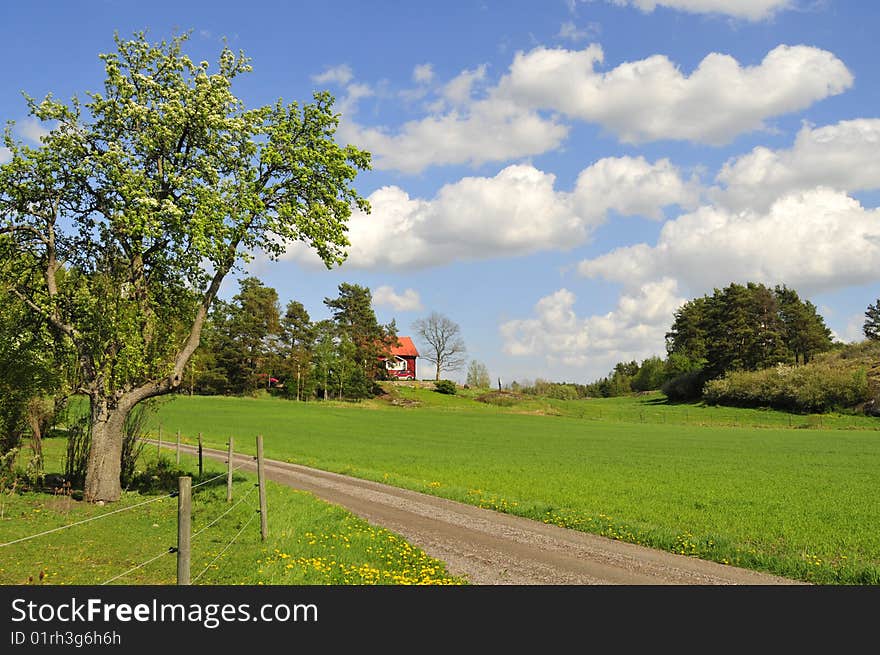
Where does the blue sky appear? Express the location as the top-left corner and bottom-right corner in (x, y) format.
(2, 1), (879, 384)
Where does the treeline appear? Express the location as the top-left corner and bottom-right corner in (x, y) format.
(582, 282), (873, 412)
(190, 278), (398, 401)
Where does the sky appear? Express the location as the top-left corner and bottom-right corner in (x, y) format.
(2, 0), (879, 385)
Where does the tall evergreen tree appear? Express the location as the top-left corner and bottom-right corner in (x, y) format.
(864, 299), (880, 341)
(775, 285), (832, 363)
(324, 283), (397, 388)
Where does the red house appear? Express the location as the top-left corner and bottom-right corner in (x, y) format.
(381, 336), (419, 380)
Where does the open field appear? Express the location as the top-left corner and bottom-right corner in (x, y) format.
(143, 389), (880, 584)
(0, 438), (464, 585)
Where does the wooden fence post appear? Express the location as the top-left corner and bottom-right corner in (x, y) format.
(226, 437), (234, 503)
(256, 435), (268, 541)
(198, 432), (203, 479)
(177, 476), (191, 585)
(176, 430), (181, 465)
(157, 424), (162, 459)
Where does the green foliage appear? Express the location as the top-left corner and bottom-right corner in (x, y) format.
(62, 400), (152, 488)
(631, 356), (667, 392)
(0, 288), (70, 459)
(198, 277), (283, 395)
(661, 370), (707, 402)
(667, 282), (832, 378)
(466, 360), (491, 389)
(0, 31), (371, 499)
(322, 283), (397, 399)
(434, 380), (457, 395)
(864, 298), (880, 341)
(474, 391), (523, 407)
(703, 345), (875, 412)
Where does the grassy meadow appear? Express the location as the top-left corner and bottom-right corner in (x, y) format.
(141, 387), (880, 584)
(0, 438), (464, 586)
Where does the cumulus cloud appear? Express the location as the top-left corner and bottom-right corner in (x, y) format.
(312, 64), (354, 86)
(713, 119), (880, 210)
(338, 96), (567, 174)
(500, 279), (685, 366)
(283, 157), (696, 269)
(578, 188), (880, 296)
(333, 42), (851, 173)
(607, 0), (793, 21)
(501, 43), (853, 145)
(373, 286), (424, 312)
(0, 147), (10, 163)
(442, 65), (488, 106)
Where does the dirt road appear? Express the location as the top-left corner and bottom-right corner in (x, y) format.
(175, 442), (803, 585)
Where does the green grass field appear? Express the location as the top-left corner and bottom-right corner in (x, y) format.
(0, 438), (464, 586)
(142, 388), (880, 584)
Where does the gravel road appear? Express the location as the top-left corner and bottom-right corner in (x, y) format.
(175, 442), (803, 585)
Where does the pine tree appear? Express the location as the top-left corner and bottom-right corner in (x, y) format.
(864, 299), (880, 341)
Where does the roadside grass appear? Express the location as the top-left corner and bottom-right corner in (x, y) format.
(0, 437), (464, 586)
(145, 390), (880, 585)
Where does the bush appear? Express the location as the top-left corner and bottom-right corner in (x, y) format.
(661, 370), (707, 402)
(434, 380), (457, 395)
(475, 391), (523, 407)
(703, 362), (871, 412)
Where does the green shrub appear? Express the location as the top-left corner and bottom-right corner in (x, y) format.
(475, 391), (523, 406)
(703, 362), (872, 413)
(434, 380), (457, 395)
(661, 370), (707, 401)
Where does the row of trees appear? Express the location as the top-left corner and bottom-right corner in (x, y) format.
(188, 277), (479, 400)
(583, 282), (836, 400)
(192, 279), (398, 400)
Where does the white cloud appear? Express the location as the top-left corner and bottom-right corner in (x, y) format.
(373, 286), (424, 312)
(442, 65), (487, 106)
(500, 279), (685, 367)
(338, 96), (568, 174)
(501, 43), (853, 145)
(0, 147), (10, 163)
(335, 42), (850, 173)
(413, 63), (434, 84)
(572, 155), (700, 219)
(608, 0), (793, 21)
(839, 313), (867, 344)
(284, 157), (696, 270)
(557, 20), (601, 42)
(19, 118), (50, 144)
(579, 188), (880, 296)
(713, 119), (880, 210)
(312, 64), (354, 86)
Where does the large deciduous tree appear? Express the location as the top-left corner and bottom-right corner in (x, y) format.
(0, 32), (370, 501)
(413, 312), (467, 381)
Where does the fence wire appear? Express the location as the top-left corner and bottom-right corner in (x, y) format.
(191, 510), (259, 584)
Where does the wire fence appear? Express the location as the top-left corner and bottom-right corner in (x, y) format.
(2, 438), (265, 585)
(0, 490), (177, 548)
(191, 511), (259, 584)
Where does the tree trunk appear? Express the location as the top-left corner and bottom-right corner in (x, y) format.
(83, 396), (130, 503)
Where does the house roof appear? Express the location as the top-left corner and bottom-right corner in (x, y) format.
(390, 336), (419, 358)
